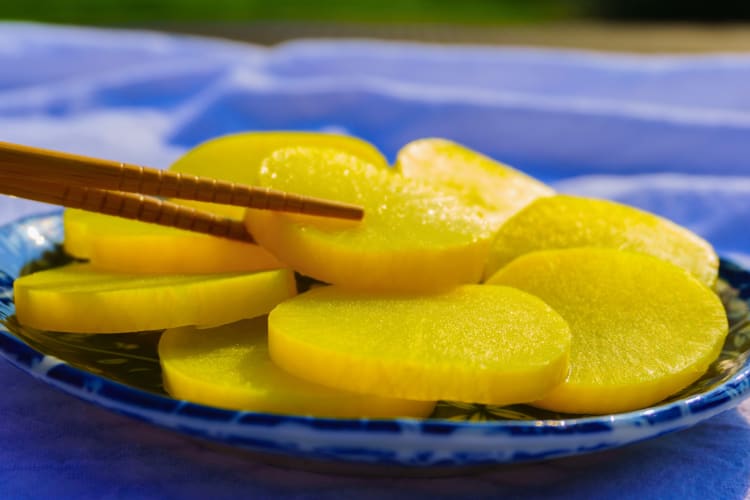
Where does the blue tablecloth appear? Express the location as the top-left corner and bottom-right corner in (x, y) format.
(1, 22), (749, 498)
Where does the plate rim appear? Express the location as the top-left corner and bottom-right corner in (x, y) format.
(1, 210), (749, 466)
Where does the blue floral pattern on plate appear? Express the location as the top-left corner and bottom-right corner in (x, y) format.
(1, 212), (749, 470)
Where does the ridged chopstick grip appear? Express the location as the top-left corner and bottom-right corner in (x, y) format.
(0, 179), (254, 243)
(114, 165), (365, 220)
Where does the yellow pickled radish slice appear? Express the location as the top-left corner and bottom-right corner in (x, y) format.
(245, 147), (494, 292)
(395, 138), (553, 227)
(268, 285), (571, 404)
(170, 131), (388, 219)
(486, 248), (728, 414)
(483, 194), (718, 287)
(63, 208), (96, 259)
(13, 264), (296, 333)
(63, 209), (283, 274)
(159, 317), (435, 418)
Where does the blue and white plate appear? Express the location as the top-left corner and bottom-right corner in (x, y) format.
(1, 212), (749, 472)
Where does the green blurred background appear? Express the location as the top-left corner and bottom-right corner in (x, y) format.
(3, 0), (750, 51)
(3, 0), (576, 24)
(4, 0), (750, 24)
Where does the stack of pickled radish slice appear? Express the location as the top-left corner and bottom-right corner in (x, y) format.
(13, 132), (727, 418)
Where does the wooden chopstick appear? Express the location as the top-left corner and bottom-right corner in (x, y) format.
(0, 141), (364, 221)
(0, 175), (254, 242)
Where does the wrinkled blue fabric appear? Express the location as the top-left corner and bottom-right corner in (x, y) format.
(1, 22), (749, 499)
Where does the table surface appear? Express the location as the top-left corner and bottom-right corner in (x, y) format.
(2, 22), (750, 499)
